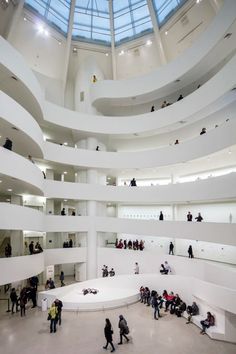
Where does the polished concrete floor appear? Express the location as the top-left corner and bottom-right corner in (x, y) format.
(0, 302), (235, 354)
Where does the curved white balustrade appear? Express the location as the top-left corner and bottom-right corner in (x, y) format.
(0, 91), (44, 157)
(44, 248), (86, 266)
(1, 204), (235, 247)
(0, 253), (44, 286)
(90, 0), (236, 107)
(0, 203), (44, 231)
(44, 54), (236, 136)
(0, 36), (43, 122)
(43, 119), (236, 169)
(44, 173), (236, 203)
(0, 148), (44, 195)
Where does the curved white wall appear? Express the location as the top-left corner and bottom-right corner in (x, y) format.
(0, 147), (44, 194)
(0, 36), (43, 121)
(0, 253), (44, 286)
(44, 247), (86, 266)
(0, 91), (44, 157)
(90, 0), (236, 106)
(44, 54), (236, 135)
(0, 203), (44, 231)
(44, 173), (236, 203)
(43, 119), (236, 169)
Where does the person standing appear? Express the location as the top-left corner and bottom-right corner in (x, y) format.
(10, 288), (18, 314)
(153, 294), (161, 320)
(19, 288), (27, 317)
(48, 302), (58, 333)
(118, 315), (129, 345)
(103, 318), (115, 352)
(159, 211), (164, 221)
(55, 299), (63, 326)
(29, 241), (34, 255)
(187, 212), (193, 221)
(60, 271), (65, 286)
(169, 242), (174, 255)
(134, 262), (139, 274)
(195, 213), (203, 222)
(188, 245), (193, 258)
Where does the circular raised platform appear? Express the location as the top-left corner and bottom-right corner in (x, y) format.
(38, 275), (140, 311)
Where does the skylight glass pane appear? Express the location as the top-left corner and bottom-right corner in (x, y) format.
(113, 0), (153, 45)
(152, 0), (188, 27)
(72, 0), (111, 45)
(24, 0), (71, 35)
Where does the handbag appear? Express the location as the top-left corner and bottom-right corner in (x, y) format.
(47, 314), (51, 321)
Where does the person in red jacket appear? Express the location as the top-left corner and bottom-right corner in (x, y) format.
(164, 291), (176, 312)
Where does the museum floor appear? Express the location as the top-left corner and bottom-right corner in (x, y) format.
(0, 302), (235, 354)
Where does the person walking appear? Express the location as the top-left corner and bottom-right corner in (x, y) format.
(188, 245), (193, 258)
(103, 318), (115, 352)
(169, 242), (174, 255)
(48, 302), (58, 333)
(118, 315), (129, 345)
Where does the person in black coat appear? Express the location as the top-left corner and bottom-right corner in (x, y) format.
(159, 211), (164, 221)
(169, 242), (174, 255)
(188, 245), (193, 258)
(10, 288), (18, 313)
(3, 137), (12, 150)
(103, 318), (115, 352)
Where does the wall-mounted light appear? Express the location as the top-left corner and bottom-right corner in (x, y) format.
(63, 171), (67, 175)
(165, 31), (168, 35)
(7, 188), (12, 192)
(105, 53), (109, 56)
(63, 142), (68, 146)
(118, 50), (124, 56)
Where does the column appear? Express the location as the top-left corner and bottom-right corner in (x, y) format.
(6, 0), (25, 42)
(10, 196), (23, 256)
(147, 0), (167, 65)
(109, 0), (117, 79)
(63, 0), (76, 104)
(87, 200), (97, 279)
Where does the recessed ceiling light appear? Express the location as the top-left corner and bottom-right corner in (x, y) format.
(146, 39), (152, 46)
(105, 53), (109, 56)
(0, 180), (2, 183)
(73, 47), (77, 52)
(107, 177), (111, 180)
(24, 17), (27, 21)
(64, 142), (68, 146)
(7, 188), (12, 192)
(63, 171), (67, 174)
(64, 199), (67, 202)
(58, 41), (62, 45)
(165, 31), (168, 35)
(228, 150), (232, 154)
(6, 199), (11, 202)
(119, 50), (124, 56)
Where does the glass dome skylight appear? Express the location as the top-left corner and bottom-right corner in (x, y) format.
(24, 0), (188, 45)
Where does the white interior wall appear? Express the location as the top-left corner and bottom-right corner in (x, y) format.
(10, 13), (66, 80)
(118, 205), (173, 220)
(160, 0), (216, 62)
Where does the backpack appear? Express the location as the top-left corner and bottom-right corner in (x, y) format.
(124, 326), (129, 335)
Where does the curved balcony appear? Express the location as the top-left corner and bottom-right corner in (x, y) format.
(0, 91), (44, 158)
(0, 36), (43, 122)
(44, 53), (236, 136)
(0, 148), (44, 195)
(0, 203), (44, 231)
(43, 118), (236, 169)
(90, 0), (236, 108)
(44, 173), (236, 204)
(44, 248), (86, 266)
(0, 252), (44, 286)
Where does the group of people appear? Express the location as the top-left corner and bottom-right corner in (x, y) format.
(10, 276), (39, 317)
(139, 287), (214, 334)
(115, 238), (145, 251)
(82, 288), (98, 295)
(103, 315), (130, 352)
(63, 239), (73, 248)
(187, 212), (203, 222)
(61, 208), (76, 216)
(47, 299), (63, 333)
(29, 241), (43, 255)
(102, 265), (116, 277)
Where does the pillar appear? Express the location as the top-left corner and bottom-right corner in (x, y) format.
(147, 0), (167, 65)
(109, 0), (117, 79)
(10, 195), (23, 256)
(6, 0), (25, 42)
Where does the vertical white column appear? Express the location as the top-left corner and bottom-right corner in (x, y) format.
(10, 196), (23, 256)
(147, 0), (167, 65)
(87, 200), (97, 279)
(63, 0), (76, 104)
(109, 0), (117, 79)
(6, 0), (25, 42)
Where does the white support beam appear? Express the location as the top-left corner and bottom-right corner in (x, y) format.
(109, 0), (117, 80)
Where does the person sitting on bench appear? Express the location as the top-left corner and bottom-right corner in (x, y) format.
(200, 312), (215, 334)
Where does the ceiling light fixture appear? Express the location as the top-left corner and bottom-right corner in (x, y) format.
(63, 171), (67, 174)
(119, 50), (124, 56)
(73, 47), (77, 52)
(23, 17), (27, 21)
(7, 188), (12, 192)
(146, 39), (152, 46)
(64, 142), (68, 146)
(105, 53), (109, 56)
(165, 31), (168, 35)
